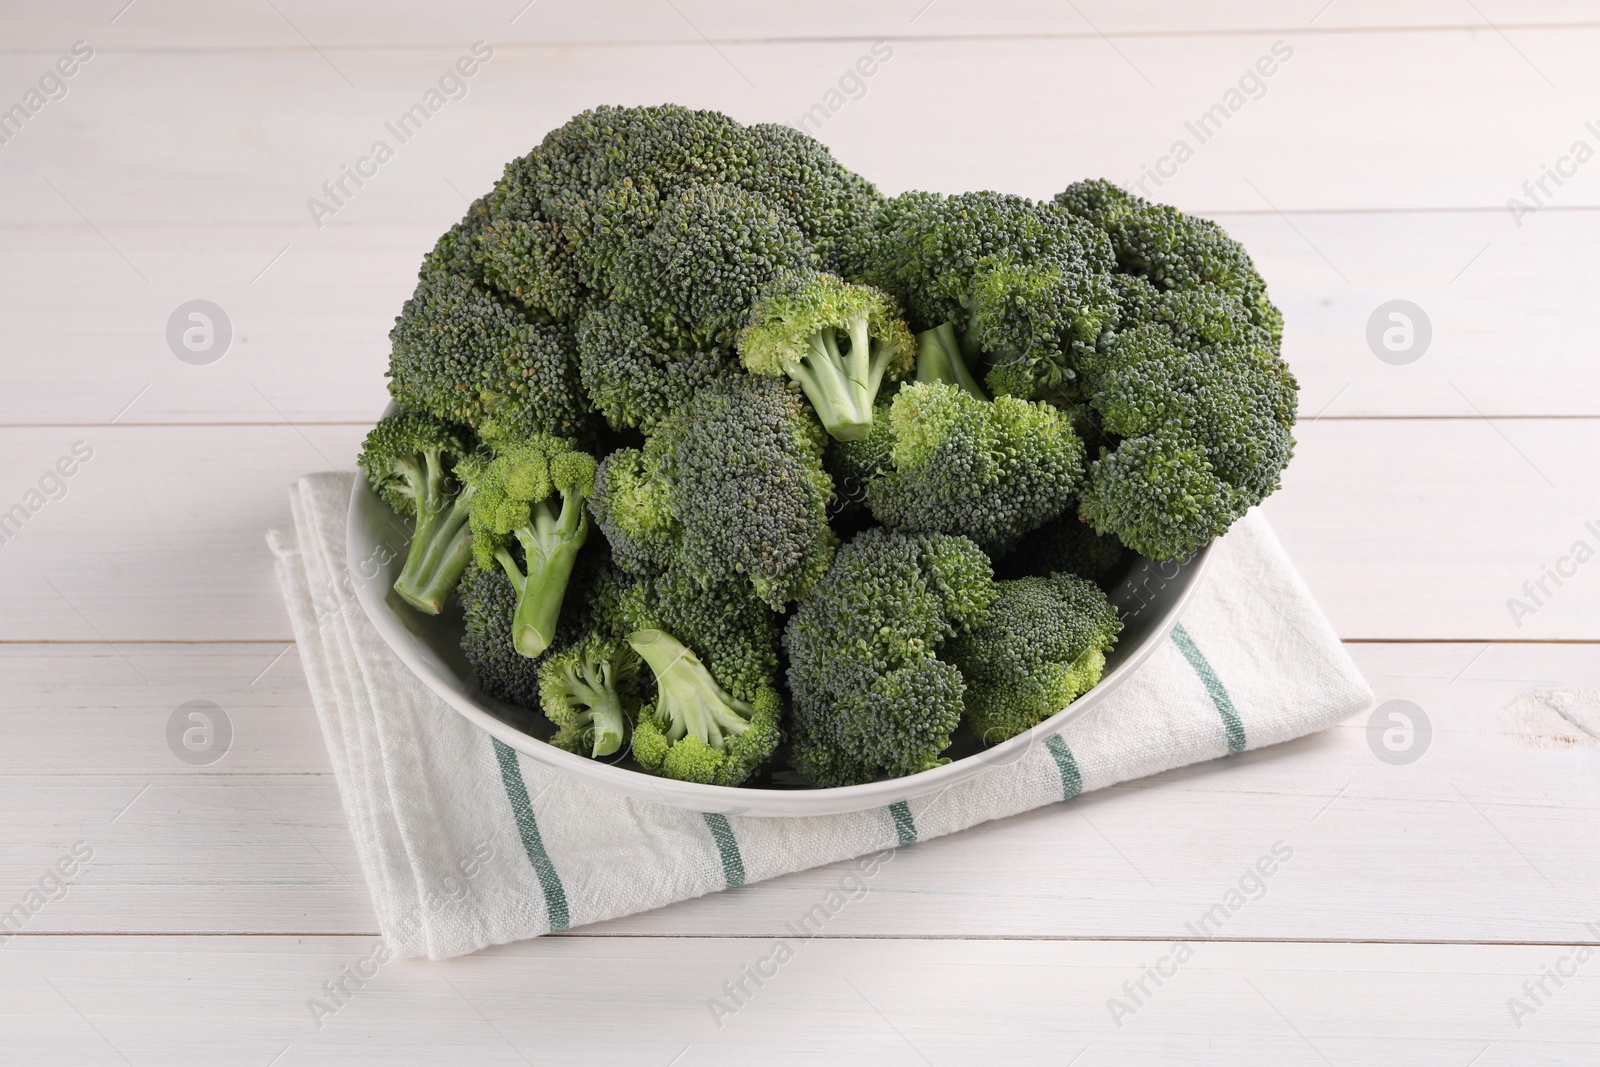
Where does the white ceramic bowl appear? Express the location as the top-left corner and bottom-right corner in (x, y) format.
(347, 469), (1210, 816)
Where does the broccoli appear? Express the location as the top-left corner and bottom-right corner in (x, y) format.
(575, 302), (737, 433)
(626, 629), (782, 787)
(854, 190), (1118, 399)
(783, 528), (995, 787)
(609, 182), (814, 350)
(590, 377), (838, 609)
(1048, 180), (1298, 560)
(995, 512), (1129, 584)
(458, 564), (543, 707)
(739, 270), (916, 441)
(615, 564), (782, 703)
(357, 410), (481, 614)
(387, 267), (596, 446)
(946, 574), (1123, 745)
(464, 436), (598, 658)
(538, 632), (640, 757)
(915, 322), (987, 399)
(863, 381), (1085, 554)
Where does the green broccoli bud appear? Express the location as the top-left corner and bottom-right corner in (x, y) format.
(357, 410), (480, 614)
(946, 574), (1122, 745)
(538, 633), (639, 758)
(464, 436), (598, 658)
(626, 629), (782, 787)
(740, 270), (916, 441)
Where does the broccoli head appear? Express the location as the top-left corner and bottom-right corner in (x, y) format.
(1037, 180), (1300, 560)
(464, 436), (598, 658)
(458, 564), (542, 707)
(590, 377), (838, 609)
(739, 269), (916, 441)
(575, 301), (738, 433)
(626, 629), (782, 787)
(863, 381), (1085, 554)
(783, 528), (995, 787)
(854, 190), (1118, 400)
(946, 574), (1122, 745)
(387, 269), (595, 446)
(538, 632), (641, 758)
(357, 409), (481, 614)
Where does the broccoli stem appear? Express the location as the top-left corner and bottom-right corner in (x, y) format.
(626, 629), (752, 750)
(557, 656), (628, 757)
(494, 492), (590, 658)
(392, 451), (474, 614)
(916, 322), (988, 400)
(788, 323), (878, 441)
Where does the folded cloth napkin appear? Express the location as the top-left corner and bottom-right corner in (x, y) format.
(269, 472), (1371, 960)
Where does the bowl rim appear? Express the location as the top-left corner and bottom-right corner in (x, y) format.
(347, 452), (1212, 816)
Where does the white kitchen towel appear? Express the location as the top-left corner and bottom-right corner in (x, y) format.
(269, 472), (1371, 960)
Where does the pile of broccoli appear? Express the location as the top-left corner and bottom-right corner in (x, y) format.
(360, 104), (1297, 789)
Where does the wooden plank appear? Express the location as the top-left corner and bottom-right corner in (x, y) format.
(0, 936), (1594, 1065)
(1, 0), (1596, 50)
(0, 419), (1594, 642)
(2, 643), (1595, 941)
(2, 28), (1599, 230)
(3, 210), (1596, 427)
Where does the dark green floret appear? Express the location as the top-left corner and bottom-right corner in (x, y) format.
(590, 377), (838, 609)
(739, 270), (916, 441)
(783, 528), (995, 787)
(627, 629), (783, 787)
(946, 574), (1122, 745)
(863, 380), (1086, 554)
(357, 409), (481, 614)
(464, 436), (598, 658)
(457, 565), (542, 707)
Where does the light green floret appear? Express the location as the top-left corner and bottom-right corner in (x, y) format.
(626, 629), (782, 787)
(463, 436), (598, 658)
(739, 270), (916, 441)
(946, 574), (1122, 745)
(357, 410), (481, 615)
(538, 633), (639, 758)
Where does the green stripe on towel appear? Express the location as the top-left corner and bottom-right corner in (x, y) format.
(888, 799), (918, 844)
(1170, 623), (1247, 754)
(491, 739), (571, 932)
(702, 813), (746, 888)
(1045, 735), (1083, 800)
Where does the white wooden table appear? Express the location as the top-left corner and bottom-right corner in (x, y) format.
(3, 2), (1598, 1062)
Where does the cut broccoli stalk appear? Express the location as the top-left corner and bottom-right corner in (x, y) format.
(540, 636), (636, 758)
(916, 322), (988, 400)
(492, 492), (589, 658)
(393, 452), (476, 614)
(465, 438), (599, 659)
(740, 271), (916, 442)
(358, 410), (480, 615)
(626, 629), (753, 749)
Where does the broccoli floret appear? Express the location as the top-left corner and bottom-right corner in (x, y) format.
(854, 190), (1118, 400)
(575, 302), (738, 433)
(743, 122), (884, 275)
(739, 270), (915, 441)
(357, 410), (481, 614)
(615, 564), (782, 703)
(995, 512), (1129, 584)
(626, 629), (782, 787)
(464, 436), (598, 658)
(590, 377), (838, 609)
(587, 444), (681, 575)
(783, 528), (995, 786)
(610, 182), (814, 351)
(946, 574), (1123, 745)
(387, 270), (596, 445)
(538, 632), (640, 757)
(864, 381), (1085, 554)
(458, 565), (542, 707)
(1040, 180), (1299, 560)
